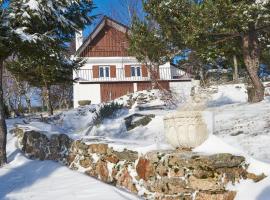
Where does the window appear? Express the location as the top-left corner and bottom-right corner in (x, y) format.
(99, 66), (110, 78)
(131, 66), (141, 77)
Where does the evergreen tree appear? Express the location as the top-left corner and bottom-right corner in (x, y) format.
(0, 0), (95, 166)
(144, 0), (270, 102)
(128, 17), (173, 87)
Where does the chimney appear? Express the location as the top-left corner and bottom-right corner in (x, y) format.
(75, 30), (83, 51)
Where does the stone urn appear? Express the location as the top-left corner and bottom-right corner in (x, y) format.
(164, 111), (209, 148)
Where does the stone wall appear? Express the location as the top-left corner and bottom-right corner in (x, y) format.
(12, 128), (265, 200)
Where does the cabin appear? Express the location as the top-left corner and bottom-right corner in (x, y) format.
(73, 16), (192, 107)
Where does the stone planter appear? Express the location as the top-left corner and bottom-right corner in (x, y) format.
(164, 111), (209, 148)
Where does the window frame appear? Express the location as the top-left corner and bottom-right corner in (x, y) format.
(131, 65), (142, 77)
(99, 65), (110, 78)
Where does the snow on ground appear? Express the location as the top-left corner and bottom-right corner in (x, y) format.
(1, 121), (141, 200)
(206, 84), (270, 163)
(2, 85), (270, 199)
(195, 134), (270, 200)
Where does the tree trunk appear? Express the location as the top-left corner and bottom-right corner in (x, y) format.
(149, 64), (159, 89)
(242, 30), (264, 103)
(0, 59), (7, 166)
(45, 86), (53, 116)
(25, 96), (32, 114)
(233, 55), (239, 83)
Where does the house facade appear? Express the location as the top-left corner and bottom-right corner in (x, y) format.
(73, 17), (192, 108)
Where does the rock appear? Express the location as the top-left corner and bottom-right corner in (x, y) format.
(80, 156), (93, 168)
(188, 176), (225, 191)
(216, 167), (247, 184)
(193, 169), (214, 179)
(166, 178), (189, 195)
(136, 158), (155, 181)
(88, 143), (108, 154)
(138, 105), (166, 111)
(111, 168), (119, 180)
(58, 134), (72, 148)
(117, 168), (138, 193)
(167, 153), (192, 167)
(70, 140), (89, 154)
(246, 173), (267, 183)
(124, 113), (155, 131)
(11, 127), (24, 138)
(209, 154), (245, 169)
(113, 150), (138, 162)
(168, 167), (185, 178)
(149, 178), (189, 195)
(96, 160), (110, 183)
(85, 167), (98, 177)
(22, 130), (49, 160)
(156, 163), (168, 177)
(154, 194), (192, 200)
(196, 191), (236, 200)
(67, 153), (76, 165)
(145, 151), (166, 163)
(105, 154), (119, 164)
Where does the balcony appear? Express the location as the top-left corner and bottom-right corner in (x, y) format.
(74, 67), (192, 82)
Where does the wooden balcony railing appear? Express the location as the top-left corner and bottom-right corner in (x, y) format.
(75, 67), (191, 82)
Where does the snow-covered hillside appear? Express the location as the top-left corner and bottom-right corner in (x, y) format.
(1, 85), (270, 200)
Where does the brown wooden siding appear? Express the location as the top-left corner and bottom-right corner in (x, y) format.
(157, 81), (170, 90)
(93, 65), (99, 78)
(125, 65), (131, 77)
(81, 26), (129, 57)
(110, 65), (116, 78)
(142, 65), (148, 77)
(137, 82), (152, 91)
(137, 81), (170, 91)
(100, 83), (134, 102)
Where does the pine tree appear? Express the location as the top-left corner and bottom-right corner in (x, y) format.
(144, 0), (270, 102)
(0, 0), (95, 166)
(129, 17), (173, 87)
(9, 0), (95, 44)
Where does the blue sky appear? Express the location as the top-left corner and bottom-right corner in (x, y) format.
(84, 0), (127, 37)
(84, 0), (143, 37)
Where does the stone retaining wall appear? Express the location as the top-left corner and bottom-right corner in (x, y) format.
(12, 128), (265, 200)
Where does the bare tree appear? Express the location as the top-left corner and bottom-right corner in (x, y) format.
(50, 84), (73, 110)
(109, 0), (144, 26)
(3, 68), (36, 116)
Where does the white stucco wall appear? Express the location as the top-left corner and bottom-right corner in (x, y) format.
(73, 57), (193, 108)
(73, 83), (101, 108)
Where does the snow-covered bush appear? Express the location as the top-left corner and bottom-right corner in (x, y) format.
(94, 102), (124, 125)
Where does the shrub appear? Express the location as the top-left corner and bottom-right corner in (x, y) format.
(94, 102), (123, 125)
(78, 100), (92, 106)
